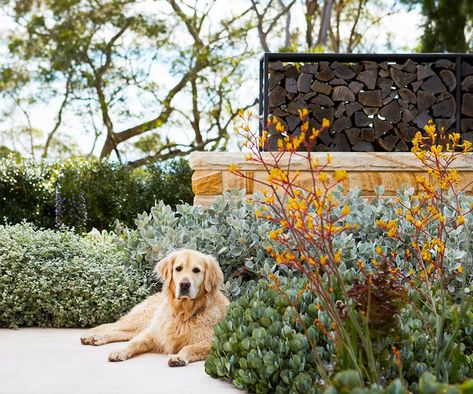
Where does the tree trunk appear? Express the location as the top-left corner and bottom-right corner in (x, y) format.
(316, 0), (334, 47)
(304, 0), (318, 50)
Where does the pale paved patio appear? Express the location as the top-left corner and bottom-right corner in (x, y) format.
(0, 328), (243, 394)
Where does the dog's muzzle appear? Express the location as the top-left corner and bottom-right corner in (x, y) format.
(178, 279), (191, 298)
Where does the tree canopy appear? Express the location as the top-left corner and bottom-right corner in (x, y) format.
(0, 0), (409, 166)
(402, 0), (473, 52)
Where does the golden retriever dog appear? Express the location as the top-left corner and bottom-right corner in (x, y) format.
(80, 249), (229, 367)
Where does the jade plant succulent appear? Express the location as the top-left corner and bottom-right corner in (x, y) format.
(324, 370), (473, 394)
(205, 276), (472, 393)
(205, 277), (331, 394)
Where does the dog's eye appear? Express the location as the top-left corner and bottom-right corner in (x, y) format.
(175, 266), (183, 272)
(192, 268), (201, 273)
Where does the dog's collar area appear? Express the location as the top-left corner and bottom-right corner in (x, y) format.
(172, 302), (206, 319)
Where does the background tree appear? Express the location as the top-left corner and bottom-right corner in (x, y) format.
(0, 0), (422, 165)
(250, 0), (400, 53)
(0, 0), (254, 165)
(402, 0), (473, 52)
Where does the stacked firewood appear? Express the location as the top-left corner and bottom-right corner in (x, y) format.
(266, 58), (473, 151)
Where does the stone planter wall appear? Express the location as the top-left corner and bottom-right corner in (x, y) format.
(189, 151), (473, 207)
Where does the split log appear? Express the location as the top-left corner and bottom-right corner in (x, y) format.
(421, 74), (447, 94)
(379, 101), (401, 123)
(357, 69), (378, 89)
(461, 94), (473, 117)
(359, 90), (383, 107)
(332, 86), (355, 101)
(297, 73), (313, 93)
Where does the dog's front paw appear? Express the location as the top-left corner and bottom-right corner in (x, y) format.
(108, 350), (130, 362)
(81, 334), (106, 346)
(168, 354), (189, 367)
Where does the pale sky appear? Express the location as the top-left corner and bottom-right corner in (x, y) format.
(0, 0), (423, 161)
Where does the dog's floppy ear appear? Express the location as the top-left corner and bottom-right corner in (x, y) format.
(155, 251), (177, 285)
(204, 255), (224, 293)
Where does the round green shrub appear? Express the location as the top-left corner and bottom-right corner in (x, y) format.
(0, 223), (152, 328)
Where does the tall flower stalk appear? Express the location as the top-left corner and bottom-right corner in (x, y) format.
(377, 121), (472, 381)
(232, 110), (395, 385)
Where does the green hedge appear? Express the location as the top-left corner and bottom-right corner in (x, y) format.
(0, 223), (152, 328)
(0, 159), (56, 228)
(0, 156), (193, 232)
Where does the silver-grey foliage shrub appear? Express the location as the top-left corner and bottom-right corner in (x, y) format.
(122, 191), (280, 298)
(124, 188), (472, 298)
(0, 223), (152, 328)
(334, 186), (473, 287)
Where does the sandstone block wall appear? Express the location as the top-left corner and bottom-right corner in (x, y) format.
(190, 152), (473, 207)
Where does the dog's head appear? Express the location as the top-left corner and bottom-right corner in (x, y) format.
(155, 249), (224, 300)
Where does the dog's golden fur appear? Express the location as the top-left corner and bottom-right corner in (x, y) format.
(80, 249), (229, 366)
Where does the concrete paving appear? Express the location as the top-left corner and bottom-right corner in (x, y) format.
(0, 328), (243, 394)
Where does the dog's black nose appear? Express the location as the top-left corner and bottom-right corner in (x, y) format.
(179, 280), (190, 291)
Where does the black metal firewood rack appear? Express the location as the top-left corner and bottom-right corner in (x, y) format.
(259, 52), (473, 152)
